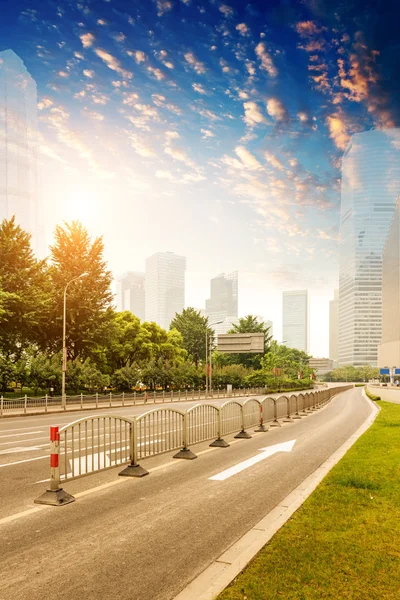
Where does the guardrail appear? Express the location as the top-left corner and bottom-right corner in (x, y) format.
(34, 385), (353, 506)
(0, 387), (273, 417)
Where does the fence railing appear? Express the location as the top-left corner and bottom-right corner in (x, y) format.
(0, 387), (274, 417)
(34, 385), (353, 506)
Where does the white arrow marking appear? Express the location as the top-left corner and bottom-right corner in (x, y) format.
(209, 440), (296, 481)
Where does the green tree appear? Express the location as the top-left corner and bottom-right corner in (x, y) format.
(104, 311), (152, 372)
(46, 221), (114, 361)
(262, 340), (312, 380)
(111, 364), (140, 391)
(224, 315), (273, 369)
(0, 218), (50, 359)
(170, 308), (210, 366)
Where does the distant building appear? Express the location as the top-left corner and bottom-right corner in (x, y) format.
(211, 316), (239, 336)
(309, 357), (334, 376)
(339, 129), (400, 366)
(145, 252), (186, 330)
(255, 316), (273, 337)
(282, 290), (309, 352)
(115, 272), (145, 320)
(329, 289), (339, 367)
(205, 271), (238, 325)
(0, 49), (40, 253)
(378, 200), (400, 368)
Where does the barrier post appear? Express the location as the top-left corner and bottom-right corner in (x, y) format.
(270, 399), (281, 427)
(255, 402), (268, 432)
(171, 390), (173, 401)
(186, 389), (188, 401)
(192, 389), (195, 401)
(34, 426), (75, 506)
(163, 390), (165, 403)
(122, 391), (125, 406)
(173, 412), (197, 459)
(283, 396), (294, 422)
(96, 392), (98, 408)
(80, 393), (83, 410)
(109, 392), (112, 408)
(45, 394), (48, 413)
(210, 407), (229, 447)
(119, 419), (149, 477)
(24, 394), (27, 414)
(234, 404), (252, 439)
(134, 391), (136, 405)
(0, 396), (3, 416)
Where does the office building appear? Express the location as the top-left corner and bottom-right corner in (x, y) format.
(309, 357), (334, 376)
(378, 200), (400, 367)
(339, 128), (400, 366)
(282, 290), (309, 352)
(205, 271), (238, 325)
(115, 272), (145, 320)
(0, 49), (39, 251)
(145, 252), (186, 329)
(329, 289), (339, 367)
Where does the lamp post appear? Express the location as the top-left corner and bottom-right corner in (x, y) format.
(62, 273), (88, 407)
(206, 321), (223, 397)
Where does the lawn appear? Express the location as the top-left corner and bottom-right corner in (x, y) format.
(217, 400), (400, 600)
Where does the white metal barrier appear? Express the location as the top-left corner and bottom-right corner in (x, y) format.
(34, 385), (353, 505)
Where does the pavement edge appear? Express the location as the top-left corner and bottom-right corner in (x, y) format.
(172, 388), (380, 600)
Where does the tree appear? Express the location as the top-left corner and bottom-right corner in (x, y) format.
(225, 315), (273, 369)
(103, 311), (152, 372)
(0, 218), (50, 359)
(170, 308), (210, 366)
(46, 221), (114, 361)
(262, 341), (312, 379)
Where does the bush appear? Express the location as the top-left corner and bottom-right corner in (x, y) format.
(365, 388), (381, 401)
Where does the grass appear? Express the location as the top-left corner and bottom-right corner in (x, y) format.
(217, 401), (400, 600)
(365, 388), (381, 401)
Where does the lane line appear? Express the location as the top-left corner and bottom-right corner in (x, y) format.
(0, 455), (49, 468)
(0, 431), (45, 439)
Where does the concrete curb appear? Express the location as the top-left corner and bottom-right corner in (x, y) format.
(173, 389), (380, 600)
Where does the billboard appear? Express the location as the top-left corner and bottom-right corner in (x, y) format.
(217, 333), (265, 354)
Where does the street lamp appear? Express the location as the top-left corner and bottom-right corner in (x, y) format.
(206, 321), (223, 397)
(62, 272), (88, 407)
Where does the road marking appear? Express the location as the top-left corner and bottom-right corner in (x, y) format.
(0, 426), (46, 433)
(0, 455), (49, 468)
(209, 440), (296, 481)
(0, 431), (44, 439)
(0, 446), (42, 455)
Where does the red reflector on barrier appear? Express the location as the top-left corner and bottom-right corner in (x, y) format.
(50, 426), (59, 442)
(50, 454), (59, 468)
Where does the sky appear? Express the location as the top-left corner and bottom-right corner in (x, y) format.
(1, 0), (399, 356)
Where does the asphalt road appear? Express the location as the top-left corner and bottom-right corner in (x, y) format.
(0, 387), (370, 600)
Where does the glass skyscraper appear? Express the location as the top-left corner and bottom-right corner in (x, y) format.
(0, 49), (38, 249)
(205, 271), (238, 327)
(339, 128), (400, 366)
(145, 252), (186, 329)
(282, 290), (309, 352)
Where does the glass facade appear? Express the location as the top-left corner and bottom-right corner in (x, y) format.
(145, 252), (186, 329)
(339, 128), (400, 366)
(205, 271), (238, 325)
(282, 290), (308, 352)
(115, 271), (145, 320)
(0, 49), (38, 247)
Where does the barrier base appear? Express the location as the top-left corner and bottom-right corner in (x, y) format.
(210, 438), (230, 448)
(254, 424), (268, 432)
(118, 464), (149, 477)
(234, 430), (252, 439)
(34, 488), (75, 506)
(270, 421), (281, 427)
(292, 415), (302, 420)
(283, 417), (294, 423)
(173, 448), (197, 460)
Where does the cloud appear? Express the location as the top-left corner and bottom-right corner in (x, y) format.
(83, 69), (95, 78)
(255, 42), (278, 77)
(201, 128), (215, 139)
(80, 33), (95, 48)
(326, 113), (350, 150)
(84, 109), (105, 121)
(266, 98), (288, 121)
(184, 52), (206, 74)
(243, 101), (268, 127)
(219, 4), (234, 17)
(192, 83), (207, 94)
(130, 134), (156, 157)
(135, 51), (146, 64)
(235, 146), (262, 170)
(156, 0), (173, 16)
(265, 151), (285, 171)
(94, 48), (133, 79)
(38, 97), (53, 110)
(236, 23), (249, 36)
(296, 21), (323, 37)
(147, 66), (166, 80)
(156, 170), (176, 181)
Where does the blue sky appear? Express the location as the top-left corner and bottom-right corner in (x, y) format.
(1, 0), (399, 355)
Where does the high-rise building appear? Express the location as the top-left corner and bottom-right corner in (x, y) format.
(378, 200), (400, 367)
(329, 289), (339, 367)
(145, 252), (186, 330)
(115, 272), (145, 320)
(339, 129), (400, 366)
(282, 290), (309, 352)
(0, 49), (39, 251)
(205, 271), (238, 325)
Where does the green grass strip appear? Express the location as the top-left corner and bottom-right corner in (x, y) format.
(217, 401), (400, 600)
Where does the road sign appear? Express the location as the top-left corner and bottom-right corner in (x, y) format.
(217, 333), (265, 354)
(380, 368), (390, 375)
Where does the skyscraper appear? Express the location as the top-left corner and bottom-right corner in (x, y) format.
(145, 252), (186, 329)
(329, 289), (339, 367)
(282, 290), (308, 352)
(115, 272), (145, 320)
(339, 129), (400, 366)
(0, 49), (38, 250)
(205, 271), (238, 326)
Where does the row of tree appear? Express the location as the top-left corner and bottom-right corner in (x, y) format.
(0, 217), (314, 395)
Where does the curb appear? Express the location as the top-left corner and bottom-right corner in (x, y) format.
(173, 388), (380, 600)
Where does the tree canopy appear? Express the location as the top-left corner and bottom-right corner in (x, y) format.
(170, 307), (210, 366)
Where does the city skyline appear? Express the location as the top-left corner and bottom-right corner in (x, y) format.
(0, 1), (399, 356)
